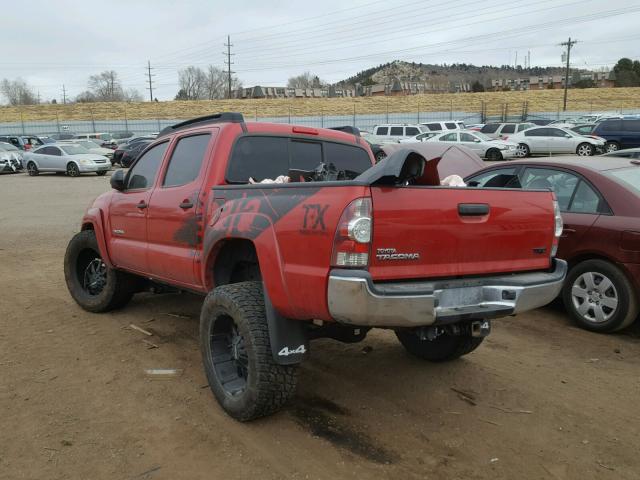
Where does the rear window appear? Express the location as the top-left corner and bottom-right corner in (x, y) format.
(606, 167), (640, 195)
(481, 124), (499, 134)
(405, 127), (420, 136)
(227, 136), (372, 183)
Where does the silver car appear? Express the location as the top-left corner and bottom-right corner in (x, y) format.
(506, 126), (606, 157)
(427, 130), (518, 161)
(23, 144), (111, 177)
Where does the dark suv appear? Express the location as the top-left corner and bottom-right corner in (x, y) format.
(0, 135), (44, 151)
(592, 119), (640, 152)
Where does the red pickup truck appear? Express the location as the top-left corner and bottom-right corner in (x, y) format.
(64, 113), (567, 421)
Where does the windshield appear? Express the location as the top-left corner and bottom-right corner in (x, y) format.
(606, 167), (640, 195)
(0, 143), (19, 151)
(61, 145), (90, 155)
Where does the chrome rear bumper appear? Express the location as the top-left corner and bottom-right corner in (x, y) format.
(327, 259), (567, 328)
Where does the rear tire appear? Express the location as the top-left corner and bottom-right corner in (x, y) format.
(26, 161), (39, 176)
(576, 143), (594, 156)
(562, 259), (638, 333)
(395, 329), (484, 362)
(64, 230), (135, 312)
(486, 148), (503, 161)
(200, 281), (298, 421)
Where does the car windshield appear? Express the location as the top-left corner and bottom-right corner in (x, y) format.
(0, 143), (19, 151)
(605, 167), (640, 195)
(61, 145), (90, 155)
(474, 132), (492, 141)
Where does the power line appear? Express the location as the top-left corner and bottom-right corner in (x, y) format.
(560, 37), (578, 111)
(224, 35), (235, 99)
(146, 60), (155, 101)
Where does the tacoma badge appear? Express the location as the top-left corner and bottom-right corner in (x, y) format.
(376, 248), (420, 261)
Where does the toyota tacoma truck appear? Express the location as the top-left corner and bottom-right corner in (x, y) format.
(64, 112), (567, 421)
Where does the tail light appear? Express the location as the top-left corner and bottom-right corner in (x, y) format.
(331, 197), (372, 268)
(551, 199), (563, 257)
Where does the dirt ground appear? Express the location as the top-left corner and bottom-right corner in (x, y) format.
(1, 171), (639, 480)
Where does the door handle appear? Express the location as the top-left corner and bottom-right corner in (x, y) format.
(179, 200), (194, 210)
(136, 200), (147, 209)
(458, 203), (490, 216)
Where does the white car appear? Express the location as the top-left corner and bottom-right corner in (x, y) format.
(372, 124), (426, 141)
(0, 142), (24, 171)
(420, 120), (465, 132)
(505, 126), (606, 157)
(398, 132), (439, 143)
(59, 139), (114, 161)
(23, 144), (111, 177)
(426, 130), (518, 161)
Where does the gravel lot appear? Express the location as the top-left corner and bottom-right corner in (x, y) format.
(1, 171), (639, 480)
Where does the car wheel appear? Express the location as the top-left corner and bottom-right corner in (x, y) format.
(64, 230), (136, 313)
(605, 141), (620, 153)
(395, 329), (484, 362)
(66, 162), (80, 177)
(375, 151), (387, 162)
(516, 143), (530, 157)
(485, 148), (503, 161)
(26, 161), (39, 176)
(200, 281), (299, 421)
(562, 259), (638, 333)
(576, 143), (594, 156)
(96, 171), (107, 176)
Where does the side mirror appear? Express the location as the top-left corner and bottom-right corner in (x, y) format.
(110, 169), (126, 191)
(474, 139), (481, 143)
(565, 134), (572, 138)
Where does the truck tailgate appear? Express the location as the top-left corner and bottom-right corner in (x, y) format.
(369, 187), (555, 281)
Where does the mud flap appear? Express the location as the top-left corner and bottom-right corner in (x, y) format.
(263, 286), (309, 365)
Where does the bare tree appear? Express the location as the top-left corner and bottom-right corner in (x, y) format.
(287, 72), (324, 89)
(123, 88), (143, 102)
(1, 78), (38, 105)
(177, 66), (207, 100)
(204, 66), (227, 100)
(88, 70), (125, 101)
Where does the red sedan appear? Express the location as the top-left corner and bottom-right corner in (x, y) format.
(466, 156), (640, 333)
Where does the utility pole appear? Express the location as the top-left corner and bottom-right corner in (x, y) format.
(560, 37), (577, 111)
(62, 84), (67, 104)
(146, 60), (154, 101)
(224, 35), (235, 99)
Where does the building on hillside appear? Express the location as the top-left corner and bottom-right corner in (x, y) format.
(491, 71), (615, 91)
(234, 86), (356, 99)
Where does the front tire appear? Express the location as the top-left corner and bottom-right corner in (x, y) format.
(66, 162), (80, 177)
(562, 259), (638, 333)
(395, 329), (484, 362)
(26, 161), (39, 176)
(516, 143), (530, 157)
(577, 143), (594, 156)
(605, 141), (620, 153)
(200, 281), (298, 421)
(64, 230), (135, 312)
(486, 148), (503, 161)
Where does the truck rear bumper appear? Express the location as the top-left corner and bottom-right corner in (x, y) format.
(327, 259), (567, 328)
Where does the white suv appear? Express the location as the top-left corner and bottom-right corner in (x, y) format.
(420, 121), (465, 132)
(372, 124), (425, 141)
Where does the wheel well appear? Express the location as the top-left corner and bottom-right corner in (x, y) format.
(81, 223), (94, 231)
(212, 239), (261, 287)
(567, 253), (615, 270)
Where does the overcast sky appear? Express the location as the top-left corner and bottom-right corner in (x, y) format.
(1, 0), (639, 102)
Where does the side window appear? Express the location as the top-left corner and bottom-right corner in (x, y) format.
(50, 147), (62, 156)
(623, 120), (640, 132)
(405, 127), (420, 136)
(520, 168), (579, 210)
(389, 127), (403, 136)
(290, 140), (323, 172)
(35, 147), (49, 155)
(517, 124), (530, 132)
(468, 168), (520, 188)
(445, 122), (457, 130)
(460, 133), (477, 142)
(162, 134), (210, 187)
(550, 128), (568, 137)
(525, 128), (544, 137)
(599, 120), (622, 132)
(324, 142), (372, 179)
(440, 133), (458, 142)
(425, 123), (441, 131)
(375, 127), (388, 135)
(501, 124), (516, 134)
(126, 142), (168, 190)
(227, 137), (288, 183)
(481, 124), (500, 134)
(568, 180), (601, 214)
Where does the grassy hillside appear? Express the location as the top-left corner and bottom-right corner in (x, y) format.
(1, 88), (639, 122)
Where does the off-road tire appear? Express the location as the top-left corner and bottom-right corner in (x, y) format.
(200, 281), (298, 421)
(26, 161), (39, 176)
(562, 259), (638, 333)
(64, 230), (135, 312)
(486, 148), (503, 161)
(396, 330), (484, 362)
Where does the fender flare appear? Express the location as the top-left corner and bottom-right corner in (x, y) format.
(82, 208), (114, 268)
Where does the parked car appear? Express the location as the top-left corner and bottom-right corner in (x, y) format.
(73, 132), (117, 148)
(110, 131), (135, 142)
(506, 126), (605, 157)
(50, 133), (76, 141)
(426, 130), (518, 161)
(528, 119), (554, 126)
(398, 132), (439, 143)
(419, 121), (465, 132)
(602, 147), (640, 159)
(466, 157), (640, 333)
(59, 140), (115, 161)
(63, 112), (564, 421)
(0, 142), (23, 172)
(0, 134), (44, 151)
(120, 140), (153, 167)
(480, 122), (536, 139)
(371, 124), (426, 141)
(570, 124), (596, 135)
(591, 119), (640, 152)
(23, 144), (111, 177)
(38, 136), (56, 144)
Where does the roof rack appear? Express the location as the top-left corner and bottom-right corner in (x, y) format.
(158, 112), (245, 137)
(329, 126), (361, 137)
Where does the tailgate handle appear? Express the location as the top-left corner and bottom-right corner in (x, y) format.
(458, 203), (490, 216)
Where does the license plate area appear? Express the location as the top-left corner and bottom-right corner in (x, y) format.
(436, 287), (483, 308)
